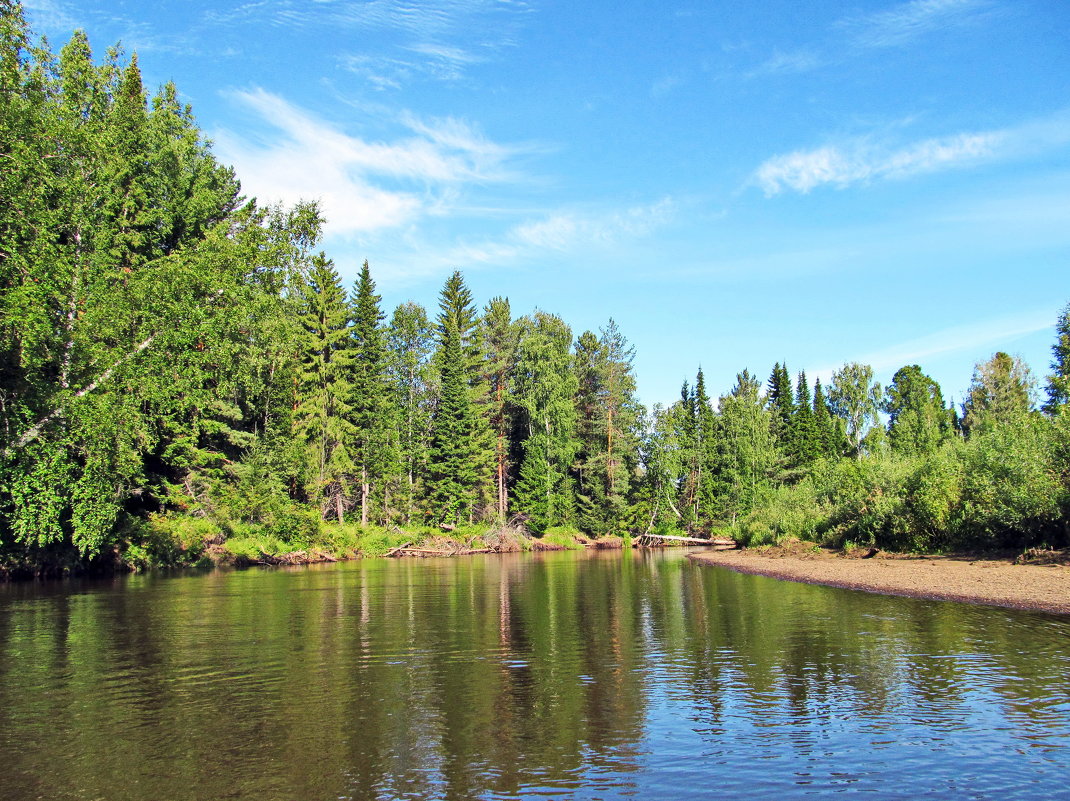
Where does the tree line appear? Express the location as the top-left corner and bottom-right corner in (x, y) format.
(1, 7), (1068, 572)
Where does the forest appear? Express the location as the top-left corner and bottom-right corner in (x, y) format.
(2, 6), (1069, 575)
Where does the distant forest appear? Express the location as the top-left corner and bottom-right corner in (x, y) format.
(2, 7), (1069, 574)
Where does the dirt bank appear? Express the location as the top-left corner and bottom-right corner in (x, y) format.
(689, 543), (1070, 615)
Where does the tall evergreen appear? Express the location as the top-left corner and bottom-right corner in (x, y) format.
(435, 270), (495, 515)
(811, 378), (842, 458)
(294, 255), (354, 522)
(791, 370), (820, 465)
(349, 261), (394, 525)
(962, 352), (1035, 436)
(675, 369), (716, 533)
(427, 312), (477, 524)
(1043, 302), (1070, 414)
(766, 362), (795, 453)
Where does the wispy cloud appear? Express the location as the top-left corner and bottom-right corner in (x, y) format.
(747, 0), (995, 78)
(813, 309), (1056, 381)
(379, 199), (676, 282)
(844, 0), (993, 49)
(213, 90), (524, 235)
(207, 0), (530, 86)
(748, 48), (824, 78)
(22, 0), (78, 30)
(754, 131), (999, 195)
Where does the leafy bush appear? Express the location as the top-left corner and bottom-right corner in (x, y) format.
(541, 526), (586, 550)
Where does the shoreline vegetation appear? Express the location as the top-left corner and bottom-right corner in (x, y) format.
(689, 542), (1070, 616)
(3, 8), (1070, 583)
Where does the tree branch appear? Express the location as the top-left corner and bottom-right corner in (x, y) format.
(5, 334), (157, 456)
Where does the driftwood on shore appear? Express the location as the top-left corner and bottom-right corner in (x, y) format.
(633, 533), (738, 549)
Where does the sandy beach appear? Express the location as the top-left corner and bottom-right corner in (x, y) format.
(689, 544), (1070, 615)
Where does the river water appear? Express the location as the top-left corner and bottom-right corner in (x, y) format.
(0, 549), (1066, 800)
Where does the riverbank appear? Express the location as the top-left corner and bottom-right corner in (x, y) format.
(689, 542), (1070, 615)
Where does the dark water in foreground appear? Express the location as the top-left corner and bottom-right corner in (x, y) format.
(0, 550), (1067, 800)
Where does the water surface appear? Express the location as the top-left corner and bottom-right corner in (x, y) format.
(0, 550), (1066, 799)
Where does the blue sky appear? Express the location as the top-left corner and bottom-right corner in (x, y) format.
(24, 0), (1070, 407)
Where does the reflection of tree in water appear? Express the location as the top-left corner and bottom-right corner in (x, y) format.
(0, 554), (1068, 800)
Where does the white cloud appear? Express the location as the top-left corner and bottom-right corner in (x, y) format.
(813, 310), (1055, 381)
(21, 0), (78, 30)
(754, 131), (1000, 195)
(846, 0), (992, 49)
(213, 89), (522, 235)
(378, 199), (675, 283)
(748, 49), (823, 78)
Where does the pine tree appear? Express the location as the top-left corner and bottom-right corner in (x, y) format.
(1043, 302), (1070, 414)
(294, 255), (354, 521)
(349, 260), (395, 525)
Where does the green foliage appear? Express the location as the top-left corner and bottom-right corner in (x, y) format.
(828, 363), (882, 456)
(883, 365), (951, 456)
(962, 352), (1035, 436)
(1044, 302), (1070, 413)
(541, 526), (586, 550)
(733, 479), (826, 547)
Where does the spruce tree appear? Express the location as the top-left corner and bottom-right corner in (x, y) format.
(767, 362), (795, 455)
(427, 313), (477, 524)
(1043, 302), (1070, 414)
(349, 260), (394, 525)
(792, 370), (820, 465)
(294, 255), (354, 521)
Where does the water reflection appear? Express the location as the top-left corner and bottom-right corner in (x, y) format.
(0, 550), (1067, 800)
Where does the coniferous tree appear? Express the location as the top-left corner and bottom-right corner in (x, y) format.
(349, 261), (394, 525)
(962, 352), (1035, 436)
(766, 362), (795, 457)
(427, 312), (477, 525)
(791, 370), (820, 466)
(294, 255), (354, 522)
(1043, 302), (1070, 414)
(435, 270), (495, 516)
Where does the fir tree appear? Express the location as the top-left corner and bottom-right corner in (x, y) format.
(766, 362), (795, 453)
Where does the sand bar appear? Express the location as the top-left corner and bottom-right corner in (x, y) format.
(689, 546), (1070, 615)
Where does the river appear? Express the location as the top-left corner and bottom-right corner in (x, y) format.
(0, 549), (1066, 800)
